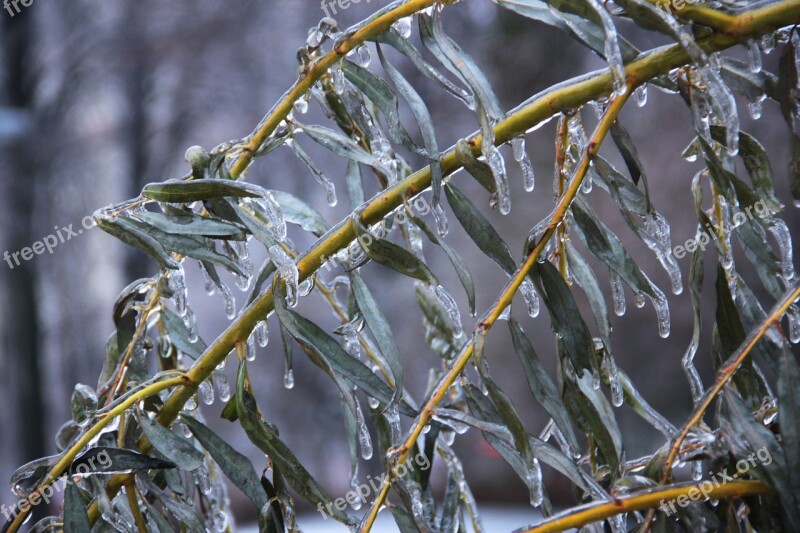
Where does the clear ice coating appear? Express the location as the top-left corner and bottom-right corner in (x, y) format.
(526, 457), (544, 507)
(331, 64), (346, 96)
(268, 244), (300, 308)
(220, 282), (236, 320)
(256, 191), (288, 242)
(392, 15), (412, 39)
(511, 137), (535, 191)
(354, 397), (373, 460)
(255, 320), (269, 348)
(747, 39), (762, 73)
(590, 0), (626, 98)
(168, 265), (188, 317)
(432, 284), (464, 337)
(643, 212), (683, 295)
(788, 305), (800, 344)
(682, 337), (704, 402)
(768, 219), (795, 282)
(635, 291), (646, 308)
(610, 272), (626, 317)
(634, 83), (648, 107)
(293, 93), (309, 115)
(520, 278), (540, 318)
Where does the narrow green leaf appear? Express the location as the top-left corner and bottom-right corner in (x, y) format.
(181, 415), (269, 511)
(142, 179), (265, 203)
(137, 413), (204, 471)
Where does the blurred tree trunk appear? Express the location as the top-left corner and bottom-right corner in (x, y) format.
(1, 8), (46, 492)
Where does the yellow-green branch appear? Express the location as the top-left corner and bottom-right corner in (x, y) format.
(6, 374), (189, 532)
(74, 0), (800, 525)
(520, 480), (772, 532)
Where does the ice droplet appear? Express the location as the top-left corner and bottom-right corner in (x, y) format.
(354, 44), (371, 67)
(520, 278), (540, 318)
(433, 285), (464, 338)
(610, 272), (626, 316)
(511, 137), (535, 191)
(293, 94), (309, 115)
(283, 368), (295, 389)
(331, 64), (346, 95)
(215, 372), (231, 402)
(199, 380), (215, 405)
(220, 283), (236, 319)
(691, 460), (703, 481)
(635, 291), (646, 308)
(433, 203), (449, 237)
(634, 83), (648, 107)
(651, 288), (671, 338)
(355, 398), (373, 460)
(268, 245), (300, 308)
(255, 320), (269, 348)
(183, 306), (199, 343)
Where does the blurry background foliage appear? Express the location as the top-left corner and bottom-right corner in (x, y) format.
(1, 0), (799, 531)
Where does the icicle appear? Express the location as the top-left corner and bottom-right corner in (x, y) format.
(354, 398), (373, 460)
(158, 334), (171, 359)
(385, 404), (402, 444)
(408, 223), (425, 258)
(511, 137), (535, 192)
(747, 93), (766, 120)
(581, 171), (593, 194)
(610, 273), (626, 316)
(392, 16), (412, 39)
(268, 245), (300, 307)
(183, 306), (199, 343)
(342, 324), (361, 358)
(788, 305), (800, 344)
(591, 367), (601, 390)
(650, 288), (671, 338)
(698, 65), (740, 155)
(306, 26), (325, 49)
(602, 350), (624, 407)
(433, 203), (449, 237)
(184, 395), (198, 412)
(486, 146), (511, 214)
(526, 458), (544, 508)
(220, 283), (236, 320)
(644, 213), (683, 295)
(331, 64), (346, 95)
(255, 320), (269, 348)
(199, 262), (216, 296)
(245, 335), (256, 362)
(768, 219), (795, 282)
(215, 372), (231, 402)
(766, 324), (785, 347)
(432, 285), (463, 338)
(520, 279), (540, 318)
(634, 83), (648, 107)
(168, 266), (188, 317)
(199, 380), (215, 406)
(747, 39), (762, 73)
(283, 368), (295, 389)
(254, 191), (287, 242)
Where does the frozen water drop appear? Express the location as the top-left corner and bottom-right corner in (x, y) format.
(255, 320), (269, 348)
(520, 279), (540, 318)
(269, 245), (300, 308)
(283, 368), (295, 389)
(634, 83), (648, 107)
(610, 273), (626, 317)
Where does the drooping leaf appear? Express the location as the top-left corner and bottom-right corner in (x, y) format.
(136, 413), (204, 472)
(181, 415), (268, 511)
(142, 179), (266, 203)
